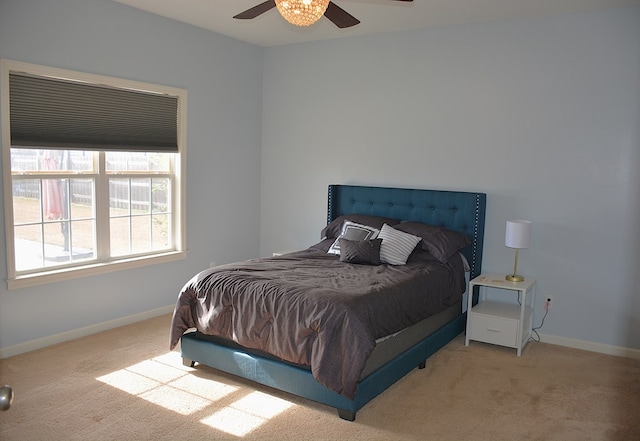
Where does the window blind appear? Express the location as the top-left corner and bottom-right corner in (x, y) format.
(9, 72), (178, 152)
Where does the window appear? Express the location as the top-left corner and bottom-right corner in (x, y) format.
(1, 60), (187, 289)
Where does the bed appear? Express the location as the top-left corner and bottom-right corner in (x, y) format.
(170, 184), (486, 421)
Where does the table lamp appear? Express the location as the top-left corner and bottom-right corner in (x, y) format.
(505, 220), (531, 282)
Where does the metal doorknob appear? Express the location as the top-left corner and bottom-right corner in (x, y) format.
(0, 385), (13, 411)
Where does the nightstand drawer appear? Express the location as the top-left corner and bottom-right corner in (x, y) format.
(469, 314), (518, 347)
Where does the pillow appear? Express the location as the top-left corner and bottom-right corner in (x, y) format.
(327, 221), (380, 255)
(394, 221), (471, 263)
(321, 214), (400, 240)
(339, 238), (382, 265)
(378, 223), (422, 265)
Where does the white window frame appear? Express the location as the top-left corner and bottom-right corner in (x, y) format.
(1, 59), (187, 289)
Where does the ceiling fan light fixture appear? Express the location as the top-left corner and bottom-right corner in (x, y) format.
(275, 0), (330, 27)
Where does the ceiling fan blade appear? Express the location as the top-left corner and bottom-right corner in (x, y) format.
(324, 1), (360, 28)
(233, 0), (276, 20)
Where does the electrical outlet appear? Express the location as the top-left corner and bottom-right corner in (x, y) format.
(544, 296), (552, 311)
(209, 261), (216, 268)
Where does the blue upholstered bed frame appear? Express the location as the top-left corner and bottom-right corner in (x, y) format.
(180, 185), (486, 421)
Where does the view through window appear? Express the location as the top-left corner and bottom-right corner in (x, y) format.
(2, 59), (186, 288)
(11, 149), (173, 272)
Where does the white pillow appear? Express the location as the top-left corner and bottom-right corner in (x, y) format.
(327, 221), (380, 255)
(378, 223), (422, 265)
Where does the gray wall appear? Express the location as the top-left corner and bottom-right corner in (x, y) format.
(0, 0), (263, 349)
(260, 7), (640, 351)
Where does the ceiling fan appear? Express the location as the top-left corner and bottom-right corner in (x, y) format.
(234, 0), (414, 29)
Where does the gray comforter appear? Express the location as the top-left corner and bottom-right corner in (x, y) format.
(170, 243), (465, 399)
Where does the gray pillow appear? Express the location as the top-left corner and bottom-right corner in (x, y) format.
(339, 238), (382, 265)
(394, 221), (470, 263)
(321, 214), (400, 239)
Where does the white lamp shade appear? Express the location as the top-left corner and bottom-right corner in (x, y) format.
(505, 220), (532, 249)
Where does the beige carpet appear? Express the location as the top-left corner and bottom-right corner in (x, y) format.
(1, 314), (638, 441)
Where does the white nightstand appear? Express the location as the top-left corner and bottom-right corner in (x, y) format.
(465, 273), (536, 356)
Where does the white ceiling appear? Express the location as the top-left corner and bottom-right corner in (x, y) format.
(111, 0), (640, 47)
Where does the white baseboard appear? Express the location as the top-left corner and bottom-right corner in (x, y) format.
(0, 305), (175, 359)
(539, 333), (640, 360)
(3, 308), (639, 361)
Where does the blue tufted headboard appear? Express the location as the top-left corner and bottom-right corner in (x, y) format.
(327, 185), (487, 279)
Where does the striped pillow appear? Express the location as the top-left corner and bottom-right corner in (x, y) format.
(378, 223), (422, 265)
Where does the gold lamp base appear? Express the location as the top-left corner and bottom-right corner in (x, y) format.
(506, 247), (525, 282)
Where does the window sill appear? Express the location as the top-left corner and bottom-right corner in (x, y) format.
(7, 250), (187, 290)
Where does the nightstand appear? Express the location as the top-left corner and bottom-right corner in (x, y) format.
(465, 273), (536, 356)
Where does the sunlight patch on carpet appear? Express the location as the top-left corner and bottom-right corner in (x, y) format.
(200, 391), (295, 436)
(97, 351), (238, 415)
(96, 351), (297, 434)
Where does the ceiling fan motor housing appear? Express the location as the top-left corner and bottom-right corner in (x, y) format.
(234, 0), (413, 29)
(275, 0), (330, 27)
